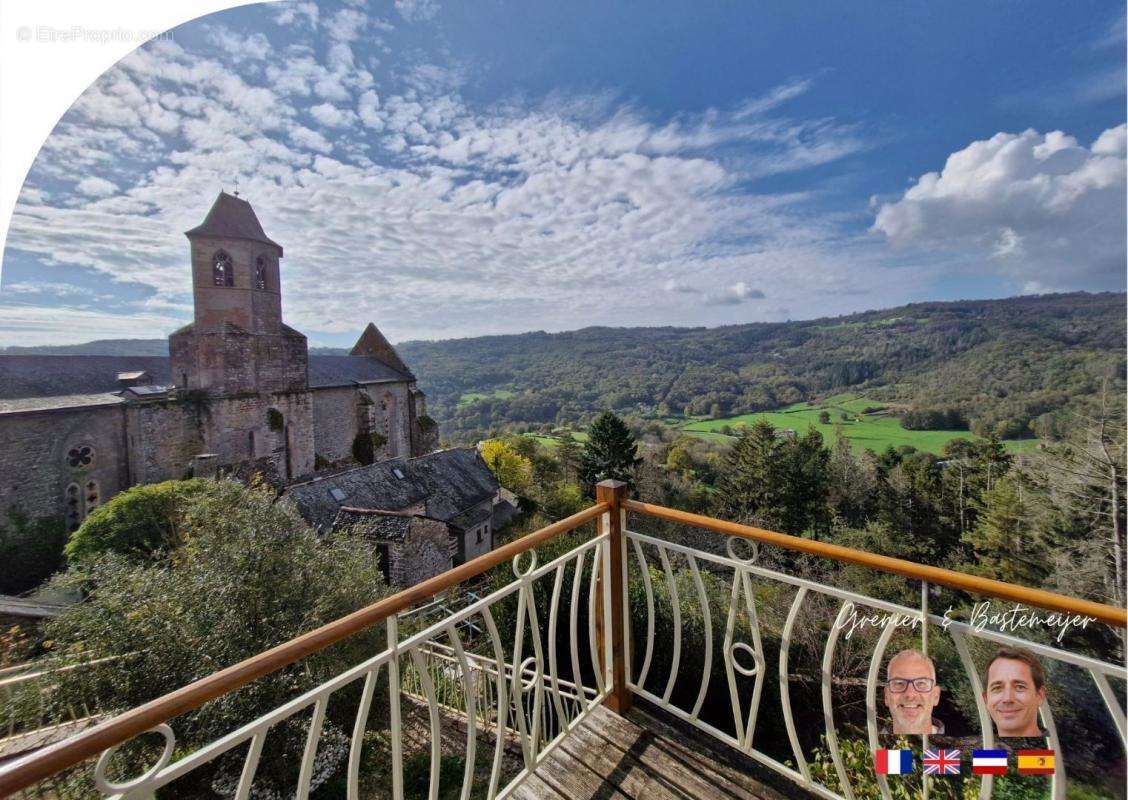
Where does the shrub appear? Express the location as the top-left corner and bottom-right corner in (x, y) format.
(0, 510), (67, 593)
(417, 414), (437, 432)
(64, 479), (209, 563)
(6, 480), (391, 797)
(352, 431), (387, 465)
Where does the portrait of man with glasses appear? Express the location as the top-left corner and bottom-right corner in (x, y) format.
(883, 648), (944, 735)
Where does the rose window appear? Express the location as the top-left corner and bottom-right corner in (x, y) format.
(68, 445), (94, 468)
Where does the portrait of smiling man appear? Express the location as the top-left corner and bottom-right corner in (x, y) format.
(884, 649), (944, 735)
(984, 647), (1048, 738)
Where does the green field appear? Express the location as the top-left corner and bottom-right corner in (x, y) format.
(456, 389), (515, 408)
(529, 431), (589, 449)
(678, 394), (1040, 455)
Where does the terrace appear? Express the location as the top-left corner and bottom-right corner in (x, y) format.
(1, 481), (1125, 799)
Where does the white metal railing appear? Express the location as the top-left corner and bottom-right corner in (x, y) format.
(4, 530), (613, 800)
(402, 641), (598, 746)
(623, 526), (1128, 800)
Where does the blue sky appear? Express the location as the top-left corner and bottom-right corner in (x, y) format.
(1, 0), (1124, 347)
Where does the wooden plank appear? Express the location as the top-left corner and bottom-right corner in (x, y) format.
(571, 706), (792, 800)
(531, 735), (636, 800)
(530, 705), (796, 800)
(561, 720), (712, 799)
(612, 708), (793, 800)
(509, 771), (568, 800)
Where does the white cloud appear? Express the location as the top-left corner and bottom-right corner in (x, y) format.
(705, 281), (766, 305)
(663, 279), (698, 294)
(308, 102), (356, 128)
(395, 0), (439, 22)
(357, 90), (383, 129)
(208, 28), (271, 62)
(872, 125), (1126, 289)
(272, 1), (319, 29)
(0, 304), (182, 346)
(289, 125), (333, 153)
(4, 17), (908, 345)
(75, 177), (119, 197)
(325, 8), (367, 42)
(3, 281), (91, 298)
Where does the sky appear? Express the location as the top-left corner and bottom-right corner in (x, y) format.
(1, 0), (1125, 347)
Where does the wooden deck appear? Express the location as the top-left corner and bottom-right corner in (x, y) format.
(510, 704), (807, 800)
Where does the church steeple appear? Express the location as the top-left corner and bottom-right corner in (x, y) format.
(183, 192), (284, 336)
(171, 192), (307, 395)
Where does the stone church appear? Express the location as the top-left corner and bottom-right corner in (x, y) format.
(0, 192), (440, 532)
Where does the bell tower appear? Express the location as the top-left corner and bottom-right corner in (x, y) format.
(170, 192), (308, 395)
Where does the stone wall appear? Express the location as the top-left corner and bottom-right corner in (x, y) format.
(310, 382), (417, 467)
(187, 235), (281, 335)
(0, 404), (129, 529)
(458, 501), (494, 565)
(388, 516), (454, 586)
(311, 386), (361, 467)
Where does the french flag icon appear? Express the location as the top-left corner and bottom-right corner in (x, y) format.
(874, 749), (914, 775)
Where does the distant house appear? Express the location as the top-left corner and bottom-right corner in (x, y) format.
(332, 508), (457, 587)
(285, 448), (508, 584)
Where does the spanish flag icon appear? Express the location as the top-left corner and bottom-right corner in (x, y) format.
(1016, 750), (1055, 775)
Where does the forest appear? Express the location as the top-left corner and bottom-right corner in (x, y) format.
(393, 292), (1126, 445)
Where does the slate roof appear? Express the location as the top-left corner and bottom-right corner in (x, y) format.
(0, 354), (412, 401)
(286, 448), (499, 532)
(452, 504), (492, 530)
(307, 355), (413, 384)
(0, 393), (124, 416)
(334, 508), (414, 541)
(0, 356), (172, 401)
(185, 192), (283, 254)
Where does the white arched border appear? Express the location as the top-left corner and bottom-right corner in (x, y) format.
(0, 0), (272, 274)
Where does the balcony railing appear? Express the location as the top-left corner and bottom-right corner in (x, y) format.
(0, 481), (1124, 799)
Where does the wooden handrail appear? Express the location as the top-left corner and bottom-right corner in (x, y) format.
(623, 499), (1128, 628)
(0, 502), (608, 797)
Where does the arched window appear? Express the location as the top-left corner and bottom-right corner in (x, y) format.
(213, 250), (234, 286)
(65, 484), (81, 532)
(85, 480), (100, 512)
(254, 255), (268, 290)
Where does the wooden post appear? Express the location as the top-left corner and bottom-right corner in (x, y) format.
(596, 479), (632, 714)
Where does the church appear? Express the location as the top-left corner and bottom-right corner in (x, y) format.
(0, 192), (441, 532)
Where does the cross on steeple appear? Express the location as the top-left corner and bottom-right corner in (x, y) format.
(233, 178), (240, 197)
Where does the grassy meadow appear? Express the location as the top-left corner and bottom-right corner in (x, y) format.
(456, 389), (515, 408)
(678, 394), (1040, 455)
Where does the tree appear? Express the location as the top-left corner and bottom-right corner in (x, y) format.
(818, 410), (831, 425)
(578, 412), (641, 494)
(827, 432), (878, 526)
(555, 433), (581, 483)
(963, 476), (1045, 586)
(664, 440), (696, 476)
(64, 479), (210, 563)
(778, 428), (831, 535)
(1023, 399), (1126, 611)
(5, 479), (390, 797)
(714, 421), (782, 525)
(479, 439), (533, 495)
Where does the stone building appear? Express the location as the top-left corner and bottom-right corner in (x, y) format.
(284, 447), (507, 580)
(0, 192), (439, 531)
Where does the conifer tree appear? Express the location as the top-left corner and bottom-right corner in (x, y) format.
(579, 412), (641, 494)
(964, 475), (1044, 585)
(715, 421), (782, 524)
(556, 432), (581, 483)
